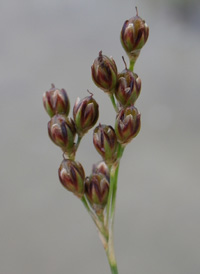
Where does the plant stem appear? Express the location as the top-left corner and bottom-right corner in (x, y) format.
(106, 161), (120, 274)
(81, 196), (108, 242)
(65, 135), (82, 160)
(109, 93), (117, 112)
(129, 49), (141, 72)
(129, 59), (135, 72)
(105, 144), (124, 274)
(109, 162), (120, 227)
(106, 145), (124, 226)
(76, 135), (82, 151)
(108, 262), (119, 274)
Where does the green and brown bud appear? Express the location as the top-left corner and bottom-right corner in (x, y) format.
(43, 84), (70, 117)
(58, 159), (85, 198)
(92, 161), (110, 182)
(120, 7), (149, 63)
(73, 94), (99, 136)
(85, 174), (109, 212)
(115, 60), (141, 106)
(93, 124), (118, 164)
(48, 114), (76, 154)
(91, 51), (118, 93)
(115, 106), (141, 145)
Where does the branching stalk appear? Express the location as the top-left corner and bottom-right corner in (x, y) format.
(81, 196), (108, 241)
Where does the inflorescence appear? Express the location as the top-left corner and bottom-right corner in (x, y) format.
(42, 7), (149, 274)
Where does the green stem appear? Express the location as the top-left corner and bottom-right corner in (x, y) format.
(81, 196), (108, 242)
(108, 262), (119, 274)
(106, 161), (120, 274)
(117, 144), (125, 159)
(81, 142), (124, 274)
(65, 135), (82, 160)
(76, 135), (82, 151)
(109, 93), (118, 112)
(105, 145), (124, 274)
(129, 59), (135, 72)
(109, 162), (120, 226)
(129, 49), (141, 72)
(106, 145), (124, 227)
(106, 164), (113, 229)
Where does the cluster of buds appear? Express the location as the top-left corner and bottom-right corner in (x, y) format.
(90, 8), (149, 153)
(43, 7), (148, 209)
(91, 53), (141, 147)
(43, 85), (100, 199)
(42, 9), (149, 269)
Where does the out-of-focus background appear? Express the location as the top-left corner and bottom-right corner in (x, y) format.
(1, 0), (200, 273)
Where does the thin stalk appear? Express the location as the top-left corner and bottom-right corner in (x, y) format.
(105, 145), (125, 274)
(106, 164), (113, 229)
(106, 145), (124, 227)
(109, 162), (120, 226)
(76, 135), (82, 151)
(106, 161), (120, 274)
(107, 253), (119, 274)
(129, 49), (141, 72)
(65, 135), (82, 160)
(81, 196), (108, 242)
(109, 93), (118, 112)
(129, 59), (135, 72)
(106, 160), (119, 228)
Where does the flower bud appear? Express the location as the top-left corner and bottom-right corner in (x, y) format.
(48, 114), (76, 153)
(92, 161), (110, 182)
(115, 106), (141, 145)
(58, 159), (85, 198)
(91, 51), (118, 93)
(93, 124), (118, 164)
(85, 174), (109, 212)
(43, 84), (70, 117)
(115, 66), (141, 106)
(73, 94), (99, 136)
(120, 7), (149, 63)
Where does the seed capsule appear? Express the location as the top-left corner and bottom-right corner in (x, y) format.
(115, 106), (141, 145)
(120, 7), (149, 64)
(91, 51), (118, 93)
(85, 174), (109, 212)
(73, 95), (99, 136)
(93, 124), (118, 164)
(48, 114), (76, 154)
(115, 66), (141, 106)
(43, 84), (70, 117)
(58, 159), (85, 198)
(92, 161), (110, 182)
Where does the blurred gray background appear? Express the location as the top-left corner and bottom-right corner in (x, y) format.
(1, 0), (200, 273)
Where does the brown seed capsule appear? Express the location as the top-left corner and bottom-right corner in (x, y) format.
(93, 124), (118, 164)
(43, 84), (70, 117)
(115, 60), (141, 106)
(85, 174), (109, 212)
(92, 161), (110, 182)
(48, 114), (76, 154)
(58, 159), (85, 198)
(91, 51), (118, 93)
(115, 106), (141, 145)
(120, 7), (149, 64)
(73, 94), (99, 136)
